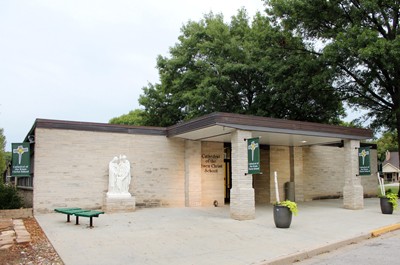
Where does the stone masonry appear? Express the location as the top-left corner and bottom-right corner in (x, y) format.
(0, 219), (31, 250)
(31, 125), (377, 216)
(201, 142), (225, 207)
(230, 130), (255, 220)
(184, 140), (202, 207)
(343, 140), (364, 209)
(269, 146), (290, 203)
(33, 128), (186, 214)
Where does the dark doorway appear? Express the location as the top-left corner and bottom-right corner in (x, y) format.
(224, 143), (232, 204)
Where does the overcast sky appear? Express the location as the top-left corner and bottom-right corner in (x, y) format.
(1, 0), (267, 151)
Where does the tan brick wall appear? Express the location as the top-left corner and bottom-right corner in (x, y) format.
(362, 149), (378, 196)
(294, 147), (305, 202)
(33, 128), (185, 214)
(185, 140), (202, 207)
(254, 147), (270, 204)
(303, 146), (344, 201)
(201, 142), (225, 207)
(32, 127), (377, 214)
(270, 146), (290, 203)
(303, 145), (377, 201)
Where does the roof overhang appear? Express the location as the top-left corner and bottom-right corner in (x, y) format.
(25, 112), (373, 147)
(167, 112), (373, 146)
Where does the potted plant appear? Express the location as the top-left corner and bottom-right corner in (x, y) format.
(380, 190), (398, 214)
(273, 171), (298, 228)
(377, 174), (398, 214)
(273, 200), (298, 228)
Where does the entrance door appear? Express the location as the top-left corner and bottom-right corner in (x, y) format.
(224, 144), (232, 203)
(224, 158), (232, 203)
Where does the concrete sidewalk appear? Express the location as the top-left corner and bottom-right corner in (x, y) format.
(36, 198), (400, 265)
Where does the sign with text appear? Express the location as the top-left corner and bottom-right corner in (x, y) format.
(247, 137), (260, 174)
(12, 143), (31, 177)
(201, 154), (223, 173)
(358, 147), (371, 176)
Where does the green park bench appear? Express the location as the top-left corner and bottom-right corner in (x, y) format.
(54, 208), (86, 222)
(54, 208), (105, 228)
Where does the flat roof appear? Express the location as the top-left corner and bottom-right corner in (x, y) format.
(26, 112), (373, 147)
(27, 118), (167, 138)
(167, 112), (373, 146)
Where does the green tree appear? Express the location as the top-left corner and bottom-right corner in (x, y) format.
(109, 109), (145, 126)
(0, 128), (6, 175)
(376, 130), (398, 161)
(129, 10), (343, 127)
(266, 0), (400, 155)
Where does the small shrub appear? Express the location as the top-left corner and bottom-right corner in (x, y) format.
(386, 192), (398, 210)
(0, 182), (23, 209)
(277, 200), (298, 216)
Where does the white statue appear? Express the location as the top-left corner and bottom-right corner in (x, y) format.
(108, 156), (119, 193)
(107, 155), (132, 198)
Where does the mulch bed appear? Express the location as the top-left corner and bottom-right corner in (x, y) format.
(0, 217), (63, 265)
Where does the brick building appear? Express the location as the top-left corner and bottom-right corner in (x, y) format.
(20, 112), (376, 220)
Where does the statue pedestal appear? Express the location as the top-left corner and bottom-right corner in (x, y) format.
(103, 194), (136, 213)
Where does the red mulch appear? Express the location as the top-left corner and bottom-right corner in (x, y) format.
(0, 217), (63, 265)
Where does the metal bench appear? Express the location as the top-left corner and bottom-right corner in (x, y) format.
(54, 208), (86, 222)
(54, 208), (104, 227)
(73, 210), (104, 228)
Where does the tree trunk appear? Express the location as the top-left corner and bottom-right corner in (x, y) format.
(396, 110), (400, 197)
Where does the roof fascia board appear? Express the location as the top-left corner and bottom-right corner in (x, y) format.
(216, 122), (370, 140)
(34, 119), (167, 136)
(167, 112), (373, 139)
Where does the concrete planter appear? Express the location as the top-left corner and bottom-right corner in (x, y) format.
(273, 205), (292, 228)
(0, 208), (33, 218)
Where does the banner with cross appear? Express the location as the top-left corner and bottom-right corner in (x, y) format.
(358, 146), (371, 176)
(247, 137), (261, 174)
(12, 143), (31, 177)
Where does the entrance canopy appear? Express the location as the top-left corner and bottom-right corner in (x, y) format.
(167, 112), (373, 146)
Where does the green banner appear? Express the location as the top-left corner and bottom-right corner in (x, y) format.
(247, 137), (260, 174)
(358, 147), (371, 176)
(12, 143), (31, 177)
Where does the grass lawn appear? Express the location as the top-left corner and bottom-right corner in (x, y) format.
(378, 183), (400, 196)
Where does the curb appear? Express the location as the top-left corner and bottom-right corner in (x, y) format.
(263, 233), (370, 265)
(263, 223), (400, 265)
(371, 223), (400, 237)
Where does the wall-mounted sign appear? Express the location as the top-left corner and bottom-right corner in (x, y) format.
(201, 154), (223, 173)
(358, 147), (371, 176)
(12, 143), (31, 177)
(247, 137), (260, 174)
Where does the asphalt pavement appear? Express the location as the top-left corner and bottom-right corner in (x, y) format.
(35, 198), (400, 265)
(297, 228), (400, 265)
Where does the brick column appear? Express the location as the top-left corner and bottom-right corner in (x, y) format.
(184, 140), (202, 207)
(343, 140), (364, 209)
(230, 130), (255, 220)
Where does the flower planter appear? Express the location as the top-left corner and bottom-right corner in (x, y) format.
(380, 197), (394, 214)
(273, 205), (292, 228)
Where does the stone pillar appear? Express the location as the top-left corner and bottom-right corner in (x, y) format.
(184, 140), (202, 207)
(343, 140), (364, 209)
(294, 147), (305, 202)
(230, 130), (255, 220)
